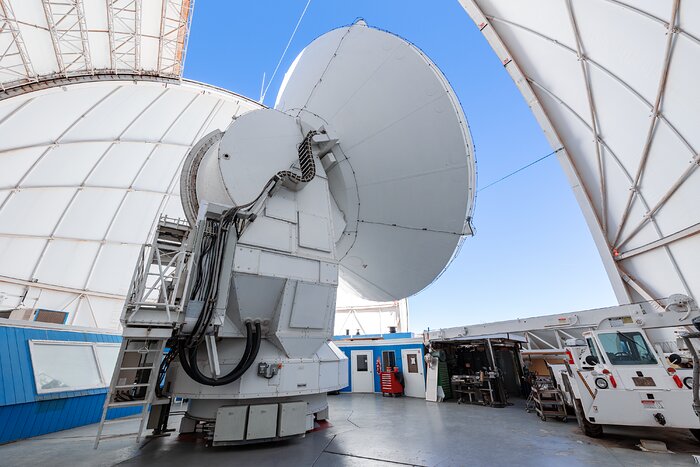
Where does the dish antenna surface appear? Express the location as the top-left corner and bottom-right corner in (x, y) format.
(276, 22), (476, 301)
(183, 22), (476, 302)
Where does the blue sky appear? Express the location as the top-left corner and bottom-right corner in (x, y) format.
(185, 1), (617, 333)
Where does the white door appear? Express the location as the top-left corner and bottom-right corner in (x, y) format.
(350, 350), (374, 393)
(401, 349), (425, 398)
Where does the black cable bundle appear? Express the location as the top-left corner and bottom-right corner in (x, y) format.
(178, 322), (262, 387)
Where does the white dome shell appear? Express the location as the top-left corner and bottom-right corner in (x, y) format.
(0, 79), (261, 328)
(276, 23), (476, 301)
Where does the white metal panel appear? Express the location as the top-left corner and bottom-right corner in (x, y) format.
(239, 216), (293, 254)
(213, 406), (247, 443)
(290, 282), (333, 329)
(462, 0), (700, 306)
(265, 193), (297, 223)
(246, 404), (278, 440)
(298, 212), (331, 253)
(275, 23), (476, 302)
(257, 251), (319, 283)
(0, 78), (262, 328)
(277, 401), (307, 437)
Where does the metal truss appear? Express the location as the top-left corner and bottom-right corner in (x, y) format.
(41, 0), (93, 76)
(157, 0), (194, 76)
(612, 0), (680, 248)
(108, 0), (142, 73)
(1, 1), (191, 93)
(0, 0), (36, 90)
(564, 0), (607, 235)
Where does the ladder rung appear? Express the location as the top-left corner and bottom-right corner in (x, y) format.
(123, 349), (161, 353)
(114, 384), (150, 389)
(119, 367), (155, 371)
(103, 415), (144, 425)
(97, 432), (141, 441)
(108, 400), (149, 408)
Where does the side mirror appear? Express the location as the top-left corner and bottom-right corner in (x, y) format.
(585, 355), (599, 365)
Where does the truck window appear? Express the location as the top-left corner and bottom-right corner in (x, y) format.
(586, 337), (604, 363)
(597, 331), (658, 365)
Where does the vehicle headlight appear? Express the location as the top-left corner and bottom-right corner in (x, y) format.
(595, 377), (608, 389)
(684, 376), (693, 389)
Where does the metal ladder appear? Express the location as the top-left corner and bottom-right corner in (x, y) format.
(93, 328), (171, 448)
(94, 217), (191, 448)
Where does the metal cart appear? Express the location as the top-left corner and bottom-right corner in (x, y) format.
(531, 384), (567, 422)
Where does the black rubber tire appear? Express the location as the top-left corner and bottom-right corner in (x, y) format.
(690, 429), (700, 443)
(574, 399), (603, 438)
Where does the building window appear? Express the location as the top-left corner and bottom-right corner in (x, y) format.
(34, 309), (68, 324)
(382, 350), (396, 370)
(0, 311), (11, 319)
(356, 354), (369, 372)
(94, 344), (120, 380)
(29, 340), (120, 394)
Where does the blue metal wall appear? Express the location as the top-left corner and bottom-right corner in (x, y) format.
(334, 338), (425, 393)
(0, 324), (139, 444)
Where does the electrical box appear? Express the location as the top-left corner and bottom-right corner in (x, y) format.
(213, 406), (248, 443)
(278, 401), (307, 437)
(246, 404), (278, 440)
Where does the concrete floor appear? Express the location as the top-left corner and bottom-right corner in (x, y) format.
(3, 394), (700, 466)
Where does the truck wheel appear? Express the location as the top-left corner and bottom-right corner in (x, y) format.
(690, 429), (700, 443)
(574, 399), (603, 438)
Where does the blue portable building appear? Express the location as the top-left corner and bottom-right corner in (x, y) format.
(0, 320), (139, 444)
(333, 333), (426, 397)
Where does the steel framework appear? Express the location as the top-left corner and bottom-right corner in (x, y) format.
(108, 0), (141, 73)
(41, 0), (93, 76)
(0, 0), (193, 94)
(157, 0), (194, 76)
(0, 0), (36, 90)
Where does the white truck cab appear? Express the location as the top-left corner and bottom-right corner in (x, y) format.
(563, 325), (699, 439)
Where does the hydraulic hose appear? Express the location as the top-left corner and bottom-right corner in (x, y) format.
(178, 321), (262, 387)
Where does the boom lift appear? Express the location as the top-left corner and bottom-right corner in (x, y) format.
(426, 295), (700, 440)
(561, 295), (700, 439)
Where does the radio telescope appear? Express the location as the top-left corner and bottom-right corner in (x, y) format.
(121, 21), (476, 444)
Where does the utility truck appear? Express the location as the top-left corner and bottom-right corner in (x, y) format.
(561, 296), (700, 440)
(426, 294), (700, 440)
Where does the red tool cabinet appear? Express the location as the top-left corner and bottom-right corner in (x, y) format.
(380, 370), (403, 396)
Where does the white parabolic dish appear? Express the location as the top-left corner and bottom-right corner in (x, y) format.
(275, 23), (476, 301)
